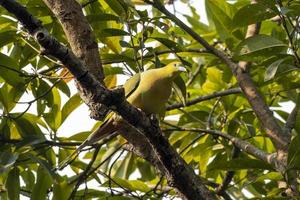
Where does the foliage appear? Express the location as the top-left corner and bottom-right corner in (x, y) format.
(0, 0), (300, 199)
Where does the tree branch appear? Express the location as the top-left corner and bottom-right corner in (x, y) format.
(216, 147), (240, 195)
(284, 101), (299, 135)
(166, 88), (241, 110)
(0, 1), (215, 199)
(147, 0), (289, 151)
(164, 127), (276, 167)
(42, 0), (109, 120)
(42, 0), (103, 81)
(101, 48), (209, 65)
(186, 63), (203, 86)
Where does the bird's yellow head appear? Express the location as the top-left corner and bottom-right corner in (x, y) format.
(164, 61), (186, 78)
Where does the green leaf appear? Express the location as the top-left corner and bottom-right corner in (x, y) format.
(0, 83), (25, 112)
(103, 177), (133, 190)
(31, 166), (52, 200)
(183, 14), (210, 33)
(103, 0), (126, 16)
(14, 137), (45, 150)
(285, 4), (300, 17)
(202, 67), (224, 93)
(13, 115), (45, 139)
(228, 106), (244, 121)
(52, 177), (72, 200)
(288, 134), (300, 169)
(254, 172), (282, 183)
(0, 17), (17, 31)
(209, 158), (273, 170)
(43, 88), (62, 132)
(264, 58), (286, 81)
(67, 131), (90, 142)
(101, 53), (134, 64)
(233, 35), (287, 60)
(99, 28), (129, 37)
(205, 0), (233, 41)
(103, 66), (124, 76)
(34, 80), (54, 110)
(178, 111), (208, 126)
(128, 180), (150, 192)
(20, 169), (35, 191)
(0, 53), (24, 87)
(114, 153), (135, 179)
(61, 93), (82, 125)
(119, 40), (132, 48)
(75, 189), (110, 199)
(173, 75), (187, 105)
(151, 37), (183, 52)
(87, 13), (120, 23)
(233, 3), (277, 28)
(6, 167), (20, 200)
(0, 151), (18, 174)
(0, 31), (17, 47)
(54, 80), (71, 97)
(99, 197), (132, 200)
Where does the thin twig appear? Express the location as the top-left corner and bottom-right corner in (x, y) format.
(163, 127), (276, 167)
(166, 88), (241, 110)
(216, 147), (240, 194)
(186, 63), (203, 86)
(68, 145), (101, 200)
(101, 48), (208, 65)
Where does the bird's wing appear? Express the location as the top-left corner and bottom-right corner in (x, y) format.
(57, 73), (143, 170)
(57, 113), (117, 170)
(123, 72), (141, 98)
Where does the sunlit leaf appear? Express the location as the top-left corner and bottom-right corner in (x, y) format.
(31, 166), (52, 200)
(234, 35), (287, 60)
(233, 3), (277, 27)
(0, 53), (25, 87)
(6, 167), (20, 200)
(61, 93), (82, 125)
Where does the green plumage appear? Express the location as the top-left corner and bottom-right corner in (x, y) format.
(58, 61), (185, 169)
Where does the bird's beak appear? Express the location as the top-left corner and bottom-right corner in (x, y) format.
(178, 64), (187, 72)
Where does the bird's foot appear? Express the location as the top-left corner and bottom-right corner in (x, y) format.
(149, 114), (160, 128)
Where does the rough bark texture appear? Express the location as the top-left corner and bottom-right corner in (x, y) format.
(0, 0), (216, 199)
(236, 1), (296, 195)
(40, 1), (216, 198)
(39, 0), (194, 196)
(234, 69), (290, 151)
(148, 0), (289, 151)
(42, 0), (103, 81)
(42, 0), (109, 120)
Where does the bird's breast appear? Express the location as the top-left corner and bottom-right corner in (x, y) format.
(127, 75), (173, 114)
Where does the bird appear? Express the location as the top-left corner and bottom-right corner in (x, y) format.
(58, 61), (186, 169)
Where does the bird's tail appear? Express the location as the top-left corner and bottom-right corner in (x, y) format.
(56, 117), (118, 170)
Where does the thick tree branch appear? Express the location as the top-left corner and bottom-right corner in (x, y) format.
(42, 0), (103, 81)
(0, 1), (215, 199)
(147, 0), (289, 151)
(42, 0), (109, 120)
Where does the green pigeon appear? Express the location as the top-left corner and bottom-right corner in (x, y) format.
(58, 61), (186, 169)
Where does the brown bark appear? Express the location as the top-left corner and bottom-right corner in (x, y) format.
(148, 0), (289, 151)
(42, 0), (103, 81)
(0, 0), (216, 199)
(43, 0), (109, 120)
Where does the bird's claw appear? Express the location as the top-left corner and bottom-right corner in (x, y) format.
(149, 114), (159, 128)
